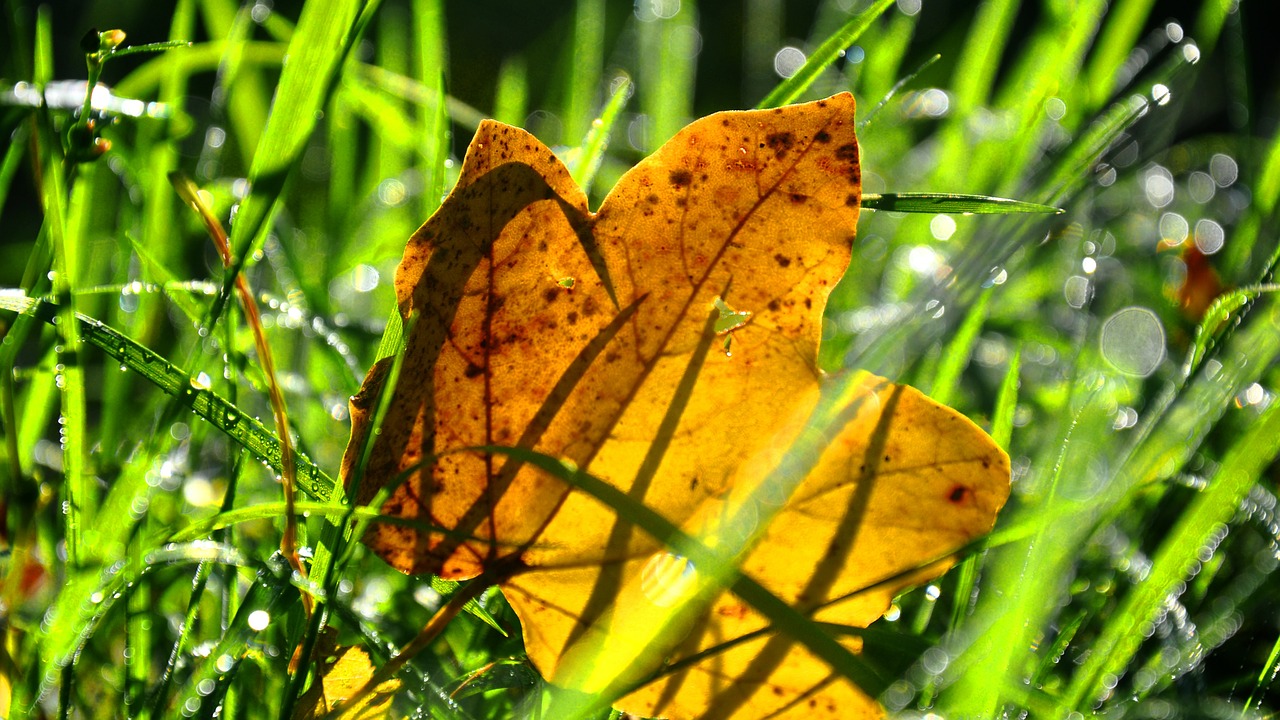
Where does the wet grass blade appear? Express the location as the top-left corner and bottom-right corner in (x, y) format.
(1062, 381), (1280, 712)
(861, 193), (1063, 215)
(0, 294), (336, 502)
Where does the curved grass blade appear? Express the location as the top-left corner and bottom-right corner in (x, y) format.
(0, 293), (336, 502)
(756, 0), (896, 109)
(861, 192), (1063, 215)
(1183, 284), (1280, 376)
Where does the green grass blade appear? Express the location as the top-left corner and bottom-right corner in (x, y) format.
(927, 287), (991, 407)
(1183, 284), (1280, 375)
(861, 193), (1063, 215)
(569, 76), (631, 195)
(990, 345), (1021, 452)
(223, 0), (363, 290)
(637, 0), (697, 151)
(493, 54), (529, 126)
(563, 0), (605, 141)
(756, 0), (895, 109)
(113, 40), (286, 98)
(1081, 0), (1157, 110)
(855, 52), (940, 132)
(1226, 117), (1280, 277)
(1245, 633), (1280, 713)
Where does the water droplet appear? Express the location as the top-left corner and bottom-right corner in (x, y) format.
(640, 552), (696, 607)
(247, 610), (270, 631)
(1100, 307), (1165, 377)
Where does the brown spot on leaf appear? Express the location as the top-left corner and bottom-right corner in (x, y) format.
(814, 130), (831, 144)
(774, 253), (792, 267)
(669, 169), (693, 187)
(835, 143), (858, 161)
(765, 131), (796, 159)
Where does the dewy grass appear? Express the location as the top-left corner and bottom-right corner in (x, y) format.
(1, 1), (1277, 718)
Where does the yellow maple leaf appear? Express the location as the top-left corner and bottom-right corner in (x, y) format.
(342, 92), (1010, 719)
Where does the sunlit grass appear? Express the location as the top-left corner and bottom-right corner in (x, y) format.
(1, 0), (1278, 718)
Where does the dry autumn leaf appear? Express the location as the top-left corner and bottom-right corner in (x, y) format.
(341, 92), (1010, 719)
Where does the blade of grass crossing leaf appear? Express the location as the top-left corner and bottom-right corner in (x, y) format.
(570, 76), (630, 194)
(1063, 385), (1280, 712)
(756, 0), (895, 108)
(927, 287), (990, 407)
(555, 307), (720, 665)
(861, 193), (1062, 215)
(341, 313), (417, 563)
(430, 577), (507, 635)
(483, 446), (887, 718)
(563, 0), (605, 142)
